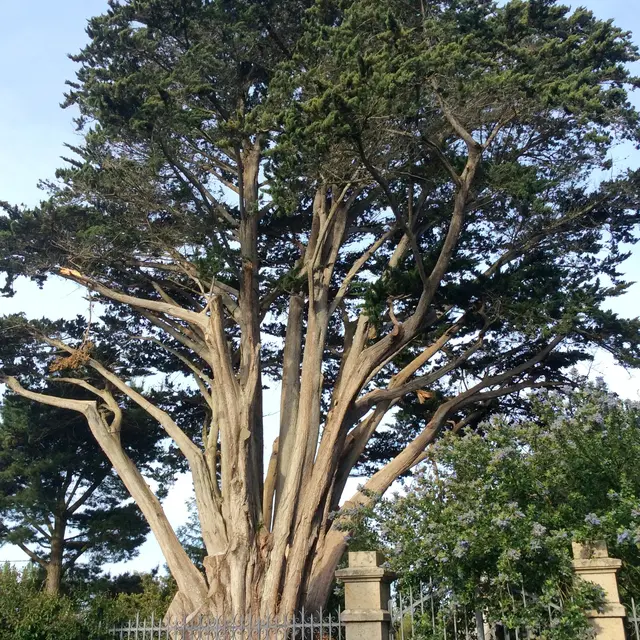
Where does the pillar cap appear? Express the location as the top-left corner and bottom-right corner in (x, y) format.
(572, 541), (609, 559)
(335, 550), (397, 582)
(335, 566), (397, 582)
(584, 603), (627, 619)
(348, 551), (387, 567)
(572, 558), (622, 572)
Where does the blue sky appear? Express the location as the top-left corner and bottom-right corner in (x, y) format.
(0, 0), (639, 572)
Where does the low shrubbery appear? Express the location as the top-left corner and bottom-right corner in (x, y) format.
(0, 564), (88, 640)
(0, 564), (174, 639)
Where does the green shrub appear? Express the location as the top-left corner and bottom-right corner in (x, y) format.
(0, 564), (90, 640)
(83, 572), (175, 628)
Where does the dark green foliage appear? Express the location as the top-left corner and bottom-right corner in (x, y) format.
(0, 564), (175, 639)
(81, 571), (176, 628)
(1, 0), (639, 454)
(0, 564), (89, 640)
(0, 364), (180, 590)
(2, 0), (639, 382)
(272, 0), (640, 420)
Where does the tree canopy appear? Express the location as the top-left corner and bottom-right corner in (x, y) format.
(1, 0), (639, 619)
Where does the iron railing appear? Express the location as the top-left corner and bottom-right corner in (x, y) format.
(627, 597), (640, 639)
(389, 581), (567, 640)
(107, 608), (344, 640)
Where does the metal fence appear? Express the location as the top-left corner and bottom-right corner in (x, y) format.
(389, 581), (567, 640)
(627, 598), (640, 639)
(107, 608), (344, 640)
(106, 581), (609, 640)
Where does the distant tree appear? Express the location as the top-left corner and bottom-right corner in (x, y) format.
(0, 387), (176, 595)
(1, 0), (640, 620)
(376, 383), (640, 626)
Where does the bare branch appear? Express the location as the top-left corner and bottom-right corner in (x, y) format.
(66, 476), (105, 515)
(140, 311), (213, 367)
(421, 136), (462, 186)
(354, 327), (485, 417)
(58, 269), (207, 329)
(483, 109), (516, 149)
(15, 542), (48, 569)
(88, 358), (201, 458)
(53, 377), (122, 433)
(3, 377), (94, 414)
(160, 139), (240, 224)
(130, 335), (214, 409)
(329, 226), (396, 317)
(262, 437), (279, 531)
(433, 85), (482, 152)
(63, 543), (90, 569)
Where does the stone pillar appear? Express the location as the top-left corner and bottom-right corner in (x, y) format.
(335, 551), (396, 640)
(572, 541), (626, 640)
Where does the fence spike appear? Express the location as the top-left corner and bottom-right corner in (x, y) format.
(464, 605), (469, 640)
(429, 578), (436, 634)
(400, 589), (405, 640)
(409, 585), (415, 640)
(293, 605), (297, 640)
(475, 610), (485, 640)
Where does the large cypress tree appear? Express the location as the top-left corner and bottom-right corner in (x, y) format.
(1, 0), (640, 620)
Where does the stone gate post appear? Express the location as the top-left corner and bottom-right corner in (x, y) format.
(335, 551), (396, 640)
(572, 541), (626, 640)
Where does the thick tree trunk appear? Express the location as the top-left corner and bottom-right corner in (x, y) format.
(45, 556), (63, 596)
(45, 515), (65, 596)
(195, 519), (338, 619)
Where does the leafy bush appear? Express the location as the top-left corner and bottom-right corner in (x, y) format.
(83, 571), (175, 628)
(0, 564), (175, 639)
(374, 383), (640, 637)
(0, 564), (89, 640)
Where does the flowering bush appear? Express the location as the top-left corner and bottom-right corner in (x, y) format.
(375, 384), (640, 636)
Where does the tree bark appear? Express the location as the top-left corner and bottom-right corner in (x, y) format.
(45, 514), (66, 596)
